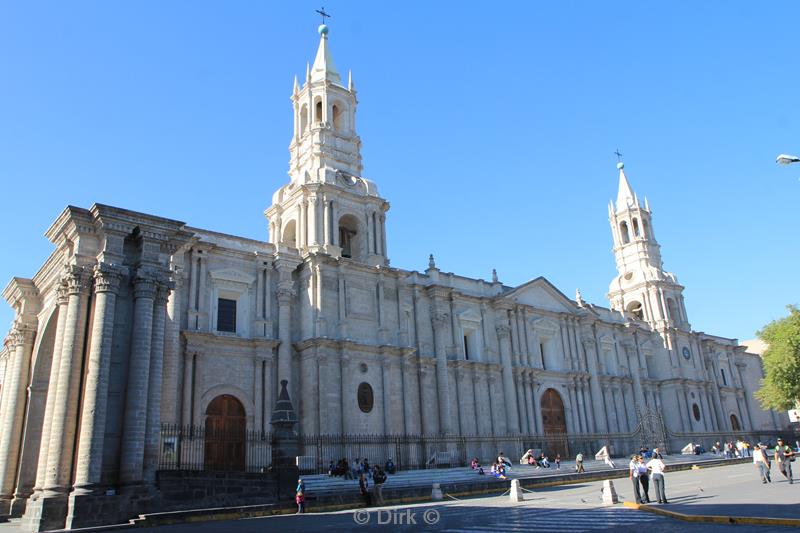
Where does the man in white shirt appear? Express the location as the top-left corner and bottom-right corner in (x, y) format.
(629, 455), (644, 504)
(753, 443), (771, 483)
(646, 456), (668, 503)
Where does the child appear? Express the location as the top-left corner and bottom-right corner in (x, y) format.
(295, 490), (305, 514)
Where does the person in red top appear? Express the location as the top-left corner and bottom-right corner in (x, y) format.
(295, 490), (305, 514)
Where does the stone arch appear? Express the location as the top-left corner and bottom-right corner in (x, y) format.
(632, 217), (640, 237)
(730, 413), (741, 431)
(199, 384), (252, 424)
(282, 219), (297, 248)
(331, 100), (345, 131)
(300, 104), (309, 135)
(14, 306), (59, 505)
(626, 300), (644, 320)
(314, 97), (323, 123)
(204, 394), (246, 471)
(338, 213), (364, 260)
(619, 221), (630, 244)
(666, 298), (678, 322)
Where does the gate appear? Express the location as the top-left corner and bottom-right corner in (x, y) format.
(633, 405), (667, 453)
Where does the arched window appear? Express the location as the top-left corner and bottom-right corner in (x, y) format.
(332, 103), (343, 131)
(632, 218), (641, 237)
(642, 219), (650, 239)
(315, 99), (323, 123)
(300, 104), (309, 135)
(620, 221), (630, 244)
(692, 403), (701, 422)
(730, 414), (741, 431)
(720, 367), (727, 386)
(282, 219), (297, 248)
(626, 300), (644, 320)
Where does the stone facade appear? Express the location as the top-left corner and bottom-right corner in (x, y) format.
(0, 24), (787, 530)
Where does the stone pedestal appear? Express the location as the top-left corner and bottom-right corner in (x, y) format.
(509, 479), (523, 502)
(270, 379), (300, 503)
(20, 493), (69, 532)
(602, 480), (619, 505)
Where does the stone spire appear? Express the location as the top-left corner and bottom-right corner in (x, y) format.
(310, 24), (341, 84)
(615, 162), (636, 212)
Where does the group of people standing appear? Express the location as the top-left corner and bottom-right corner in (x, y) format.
(629, 450), (668, 504)
(753, 438), (795, 484)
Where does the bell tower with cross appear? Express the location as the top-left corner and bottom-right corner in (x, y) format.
(606, 155), (690, 331)
(265, 14), (390, 266)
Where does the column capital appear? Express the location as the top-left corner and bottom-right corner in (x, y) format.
(8, 320), (37, 348)
(64, 265), (91, 295)
(93, 263), (123, 294)
(155, 280), (172, 306)
(431, 312), (449, 330)
(495, 323), (511, 338)
(133, 273), (158, 300)
(277, 287), (295, 304)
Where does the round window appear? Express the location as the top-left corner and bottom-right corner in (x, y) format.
(624, 272), (633, 281)
(682, 347), (691, 360)
(359, 362), (368, 373)
(692, 403), (701, 422)
(357, 382), (374, 413)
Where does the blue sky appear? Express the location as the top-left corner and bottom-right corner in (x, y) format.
(1, 1), (798, 342)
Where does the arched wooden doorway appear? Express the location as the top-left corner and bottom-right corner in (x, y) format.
(541, 388), (568, 458)
(730, 414), (741, 431)
(205, 395), (246, 471)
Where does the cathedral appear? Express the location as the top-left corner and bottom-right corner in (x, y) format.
(0, 23), (786, 530)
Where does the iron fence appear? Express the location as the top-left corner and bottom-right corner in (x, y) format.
(158, 423), (678, 475)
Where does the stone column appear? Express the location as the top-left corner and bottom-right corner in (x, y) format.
(31, 284), (68, 499)
(514, 371), (527, 433)
(119, 273), (158, 484)
(43, 266), (90, 493)
(431, 313), (453, 434)
(624, 344), (647, 409)
(574, 381), (588, 434)
(161, 266), (184, 424)
(531, 373), (543, 435)
(307, 196), (319, 248)
(418, 361), (438, 434)
(382, 360), (392, 434)
(340, 354), (351, 433)
(523, 372), (535, 434)
(487, 374), (501, 435)
(143, 281), (171, 483)
(276, 265), (295, 398)
(71, 265), (122, 493)
(581, 339), (607, 433)
(181, 351), (195, 425)
(401, 358), (417, 434)
(0, 319), (37, 510)
(496, 323), (520, 434)
(602, 384), (618, 432)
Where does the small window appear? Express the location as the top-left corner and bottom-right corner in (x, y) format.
(463, 335), (470, 360)
(315, 100), (323, 123)
(217, 298), (237, 333)
(357, 382), (374, 413)
(692, 403), (701, 422)
(720, 368), (727, 386)
(540, 342), (547, 370)
(620, 221), (630, 244)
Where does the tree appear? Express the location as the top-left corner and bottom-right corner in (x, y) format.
(755, 305), (800, 411)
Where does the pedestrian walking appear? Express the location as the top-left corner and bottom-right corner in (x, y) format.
(646, 455), (668, 504)
(296, 478), (305, 494)
(373, 466), (387, 505)
(775, 438), (795, 484)
(575, 452), (585, 473)
(359, 473), (371, 506)
(555, 454), (561, 470)
(295, 490), (305, 514)
(753, 443), (771, 483)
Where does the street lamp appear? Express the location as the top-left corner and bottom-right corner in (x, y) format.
(776, 154), (800, 165)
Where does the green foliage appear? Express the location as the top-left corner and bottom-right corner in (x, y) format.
(755, 305), (800, 411)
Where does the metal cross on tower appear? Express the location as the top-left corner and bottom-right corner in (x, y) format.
(614, 149), (624, 162)
(316, 7), (331, 24)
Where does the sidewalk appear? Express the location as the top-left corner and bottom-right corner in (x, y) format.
(623, 461), (800, 527)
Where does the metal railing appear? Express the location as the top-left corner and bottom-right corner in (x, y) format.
(158, 423), (676, 475)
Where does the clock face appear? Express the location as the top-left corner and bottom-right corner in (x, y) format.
(682, 347), (691, 360)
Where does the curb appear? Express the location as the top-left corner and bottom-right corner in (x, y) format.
(623, 501), (800, 528)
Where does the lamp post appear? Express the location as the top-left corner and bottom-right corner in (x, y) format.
(776, 154), (800, 165)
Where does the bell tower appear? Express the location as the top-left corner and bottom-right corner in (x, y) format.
(607, 162), (690, 331)
(265, 24), (389, 266)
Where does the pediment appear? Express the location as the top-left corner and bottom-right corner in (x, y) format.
(209, 268), (256, 285)
(458, 308), (482, 323)
(504, 277), (578, 314)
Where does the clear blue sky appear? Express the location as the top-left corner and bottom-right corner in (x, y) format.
(1, 1), (798, 342)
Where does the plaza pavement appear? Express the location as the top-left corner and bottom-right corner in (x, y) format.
(123, 461), (800, 532)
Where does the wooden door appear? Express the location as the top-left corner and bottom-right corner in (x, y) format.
(541, 388), (568, 458)
(205, 395), (246, 471)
